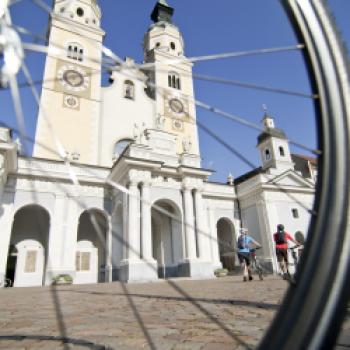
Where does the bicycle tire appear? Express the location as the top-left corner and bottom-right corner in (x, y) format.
(259, 1), (350, 349)
(1, 1), (349, 349)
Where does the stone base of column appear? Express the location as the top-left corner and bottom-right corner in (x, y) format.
(212, 260), (223, 271)
(178, 259), (215, 279)
(119, 259), (158, 283)
(0, 272), (5, 287)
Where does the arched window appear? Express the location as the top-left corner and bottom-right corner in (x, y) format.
(168, 72), (181, 90)
(124, 80), (135, 99)
(113, 139), (133, 159)
(67, 42), (84, 61)
(279, 146), (285, 156)
(265, 149), (271, 160)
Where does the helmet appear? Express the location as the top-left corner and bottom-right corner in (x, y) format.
(240, 228), (247, 234)
(277, 224), (285, 231)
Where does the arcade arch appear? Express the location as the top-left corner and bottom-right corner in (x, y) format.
(151, 199), (183, 278)
(6, 205), (50, 287)
(216, 217), (237, 271)
(76, 209), (108, 284)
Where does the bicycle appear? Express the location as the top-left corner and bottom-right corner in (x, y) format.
(289, 245), (304, 270)
(250, 247), (264, 281)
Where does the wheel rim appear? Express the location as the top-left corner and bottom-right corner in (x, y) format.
(259, 1), (350, 349)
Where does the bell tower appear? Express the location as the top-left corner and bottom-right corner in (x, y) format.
(33, 0), (105, 165)
(257, 108), (294, 173)
(143, 0), (200, 157)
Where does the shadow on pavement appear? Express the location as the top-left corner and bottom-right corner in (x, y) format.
(59, 288), (279, 311)
(0, 334), (112, 350)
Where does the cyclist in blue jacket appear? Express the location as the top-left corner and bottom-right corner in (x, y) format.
(237, 228), (261, 281)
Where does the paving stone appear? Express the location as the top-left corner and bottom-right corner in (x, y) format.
(0, 276), (347, 349)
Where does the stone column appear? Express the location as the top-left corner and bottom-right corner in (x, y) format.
(106, 216), (113, 282)
(119, 180), (157, 283)
(46, 195), (66, 277)
(194, 189), (210, 261)
(128, 182), (140, 260)
(183, 187), (197, 260)
(141, 182), (153, 261)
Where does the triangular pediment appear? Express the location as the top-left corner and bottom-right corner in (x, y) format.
(267, 169), (314, 188)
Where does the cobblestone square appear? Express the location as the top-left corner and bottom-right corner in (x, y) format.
(0, 276), (348, 349)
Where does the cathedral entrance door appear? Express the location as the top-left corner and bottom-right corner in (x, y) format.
(151, 200), (183, 279)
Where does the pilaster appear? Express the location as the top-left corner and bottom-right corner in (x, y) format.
(0, 191), (15, 286)
(183, 187), (197, 259)
(194, 189), (211, 262)
(208, 206), (222, 270)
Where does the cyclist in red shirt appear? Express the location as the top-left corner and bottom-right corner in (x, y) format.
(273, 224), (300, 279)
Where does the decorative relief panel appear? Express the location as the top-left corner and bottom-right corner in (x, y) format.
(24, 250), (37, 273)
(76, 251), (91, 271)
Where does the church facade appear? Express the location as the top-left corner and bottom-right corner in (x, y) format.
(0, 0), (315, 287)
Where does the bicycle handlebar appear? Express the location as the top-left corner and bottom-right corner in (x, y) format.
(289, 245), (304, 250)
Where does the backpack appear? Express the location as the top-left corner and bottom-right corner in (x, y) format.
(275, 231), (287, 244)
(237, 235), (246, 249)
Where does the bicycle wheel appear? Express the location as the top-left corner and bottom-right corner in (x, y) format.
(259, 1), (350, 349)
(0, 1), (349, 350)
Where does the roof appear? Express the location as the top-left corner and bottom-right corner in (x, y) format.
(292, 153), (318, 166)
(234, 167), (265, 185)
(257, 127), (287, 145)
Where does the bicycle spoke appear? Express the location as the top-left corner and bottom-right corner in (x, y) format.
(136, 44), (305, 70)
(193, 73), (318, 99)
(8, 75), (28, 154)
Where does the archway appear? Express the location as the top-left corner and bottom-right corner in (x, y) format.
(76, 209), (108, 284)
(7, 205), (50, 287)
(217, 218), (236, 271)
(151, 200), (183, 278)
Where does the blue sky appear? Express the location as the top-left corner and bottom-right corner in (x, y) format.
(2, 0), (349, 181)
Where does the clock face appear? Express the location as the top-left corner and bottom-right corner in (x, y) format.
(169, 98), (184, 114)
(63, 70), (84, 87)
(57, 65), (90, 92)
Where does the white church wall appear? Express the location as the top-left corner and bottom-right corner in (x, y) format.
(203, 193), (239, 270)
(241, 204), (261, 243)
(264, 191), (313, 242)
(100, 72), (156, 167)
(50, 196), (81, 283)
